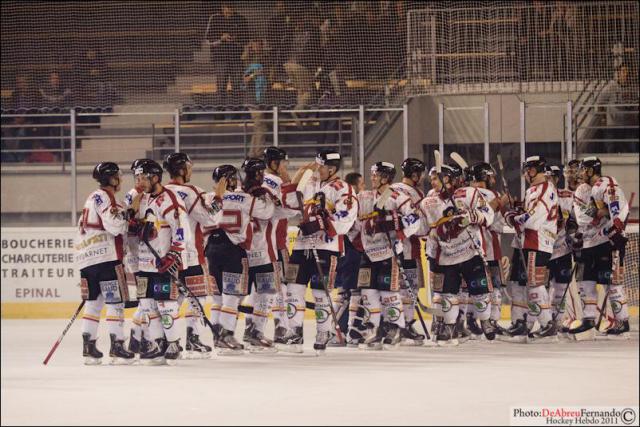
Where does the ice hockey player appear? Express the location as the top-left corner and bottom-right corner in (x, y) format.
(76, 162), (135, 365)
(468, 162), (508, 336)
(133, 159), (194, 364)
(240, 157), (287, 352)
(261, 147), (301, 346)
(356, 162), (421, 350)
(123, 158), (152, 356)
(204, 163), (275, 354)
(282, 150), (357, 353)
(503, 156), (558, 343)
(163, 152), (216, 358)
(545, 165), (576, 337)
(569, 157), (630, 339)
(390, 158), (428, 345)
(418, 162), (495, 346)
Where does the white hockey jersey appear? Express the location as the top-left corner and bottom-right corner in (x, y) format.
(262, 172), (300, 254)
(122, 186), (142, 274)
(75, 188), (128, 270)
(510, 181), (558, 254)
(203, 189), (275, 249)
(165, 181), (218, 267)
(421, 188), (440, 259)
(573, 183), (599, 247)
(551, 188), (574, 259)
(591, 175), (630, 236)
(419, 187), (494, 266)
(476, 187), (505, 262)
(356, 188), (421, 262)
(136, 187), (194, 273)
(285, 174), (358, 253)
(390, 182), (425, 261)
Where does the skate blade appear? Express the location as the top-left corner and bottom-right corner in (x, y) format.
(249, 346), (278, 354)
(382, 343), (400, 351)
(84, 357), (102, 366)
(497, 335), (527, 343)
(346, 343), (362, 348)
(468, 333), (482, 341)
(140, 357), (167, 366)
(327, 343), (347, 348)
(215, 348), (245, 356)
(275, 344), (303, 354)
(528, 335), (559, 344)
(110, 357), (135, 365)
(185, 351), (212, 359)
(422, 340), (438, 347)
(604, 332), (630, 341)
(436, 339), (459, 347)
(400, 339), (424, 347)
(165, 358), (179, 366)
(573, 329), (596, 341)
(360, 343), (382, 351)
(314, 349), (326, 356)
(457, 336), (471, 344)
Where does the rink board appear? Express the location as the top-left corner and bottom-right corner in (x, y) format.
(2, 227), (638, 319)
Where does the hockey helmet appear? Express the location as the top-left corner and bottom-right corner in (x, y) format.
(163, 152), (192, 177)
(371, 161), (396, 181)
(400, 158), (426, 178)
(92, 162), (120, 186)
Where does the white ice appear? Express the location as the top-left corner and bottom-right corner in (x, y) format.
(2, 319), (638, 426)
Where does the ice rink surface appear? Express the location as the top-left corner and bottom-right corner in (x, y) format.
(2, 319), (638, 426)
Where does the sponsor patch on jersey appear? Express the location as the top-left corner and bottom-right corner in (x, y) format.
(177, 191), (188, 200)
(125, 193), (133, 205)
(224, 194), (246, 202)
(99, 280), (122, 303)
(357, 268), (371, 288)
(255, 271), (277, 293)
(264, 177), (278, 189)
(176, 228), (184, 241)
(94, 194), (103, 206)
(222, 271), (245, 295)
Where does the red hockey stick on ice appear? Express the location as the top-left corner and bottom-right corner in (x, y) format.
(43, 300), (86, 365)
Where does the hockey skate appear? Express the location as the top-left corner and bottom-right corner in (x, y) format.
(82, 333), (103, 365)
(489, 319), (508, 337)
(436, 324), (459, 347)
(212, 324), (223, 348)
(273, 319), (288, 346)
(109, 334), (135, 365)
(605, 320), (630, 340)
(139, 338), (166, 365)
(400, 320), (425, 346)
(216, 329), (245, 355)
(500, 319), (528, 343)
(568, 318), (596, 341)
(346, 328), (365, 348)
(278, 326), (304, 353)
(127, 330), (140, 355)
(529, 321), (558, 343)
(313, 331), (331, 355)
(358, 322), (383, 350)
(382, 323), (401, 351)
(454, 313), (471, 344)
(242, 318), (255, 345)
(185, 327), (212, 359)
(327, 331), (347, 347)
(480, 319), (496, 341)
(466, 313), (483, 340)
(163, 340), (182, 365)
(246, 326), (277, 354)
(431, 317), (444, 344)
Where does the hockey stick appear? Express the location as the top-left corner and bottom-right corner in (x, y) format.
(595, 191), (635, 330)
(43, 300), (86, 365)
(140, 210), (217, 338)
(553, 261), (578, 326)
(496, 153), (531, 331)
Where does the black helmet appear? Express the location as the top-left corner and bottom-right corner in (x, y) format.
(241, 157), (267, 176)
(212, 164), (238, 182)
(263, 146), (288, 165)
(440, 163), (463, 180)
(316, 150), (341, 170)
(130, 158), (153, 171)
(163, 152), (192, 177)
(567, 159), (580, 169)
(401, 158), (426, 178)
(579, 156), (602, 175)
(546, 165), (562, 179)
(468, 162), (496, 183)
(371, 161), (396, 181)
(522, 155), (546, 174)
(92, 162), (120, 186)
(133, 160), (163, 180)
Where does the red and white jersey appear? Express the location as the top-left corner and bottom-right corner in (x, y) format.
(355, 188), (421, 262)
(391, 182), (424, 261)
(476, 187), (505, 262)
(75, 188), (127, 270)
(285, 174), (358, 253)
(136, 187), (194, 273)
(573, 183), (601, 248)
(165, 181), (217, 267)
(122, 186), (142, 274)
(203, 189), (275, 249)
(551, 188), (574, 259)
(422, 188), (440, 259)
(592, 175), (630, 233)
(510, 181), (558, 254)
(263, 172), (300, 252)
(418, 187), (494, 266)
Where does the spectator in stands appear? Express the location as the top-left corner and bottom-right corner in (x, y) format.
(74, 48), (114, 109)
(1, 116), (31, 163)
(597, 64), (639, 153)
(10, 75), (41, 112)
(266, 1), (294, 84)
(242, 38), (269, 157)
(206, 2), (248, 108)
(318, 13), (344, 103)
(284, 14), (320, 125)
(39, 71), (72, 110)
(26, 140), (57, 163)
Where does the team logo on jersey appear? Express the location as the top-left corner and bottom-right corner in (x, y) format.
(610, 300), (623, 314)
(94, 194), (103, 206)
(177, 191), (188, 200)
(527, 301), (541, 316)
(441, 296), (452, 312)
(315, 308), (329, 323)
(386, 307), (401, 322)
(176, 228), (184, 241)
(125, 193), (133, 205)
(286, 302), (297, 319)
(473, 299), (488, 312)
(160, 314), (174, 329)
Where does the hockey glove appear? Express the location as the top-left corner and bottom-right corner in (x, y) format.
(565, 216), (578, 235)
(607, 218), (628, 251)
(157, 249), (183, 274)
(458, 210), (481, 227)
(299, 216), (323, 236)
